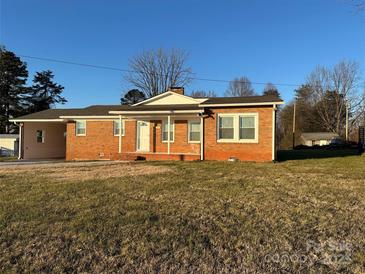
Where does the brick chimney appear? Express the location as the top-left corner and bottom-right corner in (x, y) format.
(168, 87), (184, 95)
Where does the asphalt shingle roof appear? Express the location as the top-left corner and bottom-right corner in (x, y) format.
(200, 95), (283, 105)
(12, 95), (283, 120)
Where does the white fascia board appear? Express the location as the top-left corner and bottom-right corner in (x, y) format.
(199, 101), (284, 107)
(59, 115), (120, 119)
(9, 119), (65, 122)
(132, 92), (173, 106)
(109, 110), (203, 115)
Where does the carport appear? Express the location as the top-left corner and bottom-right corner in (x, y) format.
(10, 109), (72, 160)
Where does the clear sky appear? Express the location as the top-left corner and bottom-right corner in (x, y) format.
(1, 0), (364, 108)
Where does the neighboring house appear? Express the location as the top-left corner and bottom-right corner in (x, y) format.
(0, 134), (19, 156)
(300, 132), (341, 147)
(10, 87), (284, 161)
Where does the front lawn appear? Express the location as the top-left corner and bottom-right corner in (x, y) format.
(0, 157), (364, 273)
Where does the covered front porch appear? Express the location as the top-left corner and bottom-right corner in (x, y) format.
(111, 110), (205, 161)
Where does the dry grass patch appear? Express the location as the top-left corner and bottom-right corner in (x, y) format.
(0, 161), (172, 181)
(1, 156), (365, 273)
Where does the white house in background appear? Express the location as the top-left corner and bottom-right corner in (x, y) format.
(0, 134), (19, 156)
(300, 132), (341, 147)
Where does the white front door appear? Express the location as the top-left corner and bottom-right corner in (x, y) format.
(137, 121), (150, 151)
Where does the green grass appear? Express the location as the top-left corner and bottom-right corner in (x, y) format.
(1, 156), (365, 273)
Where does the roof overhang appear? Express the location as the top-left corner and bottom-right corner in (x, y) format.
(109, 109), (204, 115)
(59, 115), (120, 119)
(198, 101), (284, 107)
(9, 119), (65, 123)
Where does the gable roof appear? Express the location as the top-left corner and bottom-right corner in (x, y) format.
(10, 94), (284, 121)
(133, 91), (204, 106)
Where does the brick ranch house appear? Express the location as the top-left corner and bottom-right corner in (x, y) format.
(10, 87), (284, 162)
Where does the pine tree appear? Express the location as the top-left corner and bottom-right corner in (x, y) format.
(29, 70), (66, 112)
(120, 89), (146, 105)
(0, 47), (29, 133)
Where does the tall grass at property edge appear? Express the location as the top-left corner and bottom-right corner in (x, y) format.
(0, 156), (364, 273)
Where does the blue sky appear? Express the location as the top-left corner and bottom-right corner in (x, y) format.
(1, 0), (364, 108)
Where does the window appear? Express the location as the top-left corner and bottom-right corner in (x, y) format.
(113, 120), (125, 136)
(188, 120), (201, 142)
(76, 120), (86, 136)
(162, 120), (174, 142)
(218, 116), (234, 139)
(36, 130), (44, 143)
(239, 116), (255, 140)
(217, 113), (258, 143)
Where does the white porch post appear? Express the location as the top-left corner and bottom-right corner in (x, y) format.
(200, 115), (204, 160)
(167, 115), (171, 155)
(18, 123), (22, 159)
(118, 115), (122, 153)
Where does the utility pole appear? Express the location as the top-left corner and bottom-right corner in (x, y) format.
(292, 102), (296, 149)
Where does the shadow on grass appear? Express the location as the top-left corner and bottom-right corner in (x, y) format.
(278, 148), (361, 161)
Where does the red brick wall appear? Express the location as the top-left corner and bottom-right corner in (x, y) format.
(66, 121), (119, 160)
(203, 106), (274, 162)
(149, 120), (200, 154)
(66, 119), (200, 160)
(65, 106), (274, 162)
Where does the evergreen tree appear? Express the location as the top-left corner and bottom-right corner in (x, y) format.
(29, 70), (66, 112)
(0, 47), (29, 133)
(120, 89), (146, 105)
(263, 83), (280, 97)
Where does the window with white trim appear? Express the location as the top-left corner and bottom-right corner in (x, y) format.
(239, 116), (255, 140)
(188, 120), (201, 143)
(162, 120), (174, 142)
(217, 113), (258, 143)
(36, 130), (45, 143)
(218, 116), (234, 140)
(75, 120), (86, 136)
(113, 120), (125, 136)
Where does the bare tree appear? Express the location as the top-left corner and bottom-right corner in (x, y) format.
(125, 48), (193, 98)
(225, 76), (255, 97)
(306, 60), (363, 136)
(263, 83), (280, 97)
(190, 90), (217, 98)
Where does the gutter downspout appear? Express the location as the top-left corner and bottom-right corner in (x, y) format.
(118, 115), (122, 153)
(200, 114), (204, 161)
(13, 122), (22, 159)
(272, 104), (277, 161)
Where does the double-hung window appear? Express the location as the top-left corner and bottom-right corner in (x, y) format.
(113, 120), (125, 136)
(239, 116), (256, 140)
(217, 113), (258, 143)
(76, 120), (86, 136)
(36, 130), (45, 143)
(188, 120), (201, 143)
(218, 116), (234, 140)
(162, 120), (174, 142)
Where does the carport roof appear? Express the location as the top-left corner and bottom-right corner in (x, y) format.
(10, 105), (128, 121)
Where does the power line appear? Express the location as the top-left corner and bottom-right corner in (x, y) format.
(18, 54), (301, 88)
(19, 54), (365, 89)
